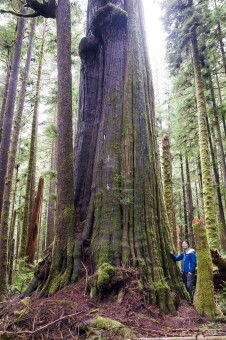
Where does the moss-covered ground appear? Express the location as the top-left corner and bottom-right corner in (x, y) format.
(0, 267), (226, 339)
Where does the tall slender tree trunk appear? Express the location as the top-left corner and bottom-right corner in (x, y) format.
(206, 115), (225, 235)
(215, 73), (226, 139)
(180, 154), (188, 239)
(42, 0), (75, 295)
(0, 66), (11, 144)
(205, 53), (226, 189)
(213, 0), (226, 77)
(162, 136), (177, 251)
(20, 20), (45, 258)
(26, 177), (44, 263)
(0, 13), (26, 222)
(191, 26), (220, 249)
(185, 158), (194, 246)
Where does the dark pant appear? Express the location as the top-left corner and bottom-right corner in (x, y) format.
(183, 272), (195, 303)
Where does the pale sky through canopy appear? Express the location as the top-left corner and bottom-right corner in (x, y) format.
(142, 0), (166, 67)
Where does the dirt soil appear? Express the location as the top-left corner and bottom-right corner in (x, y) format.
(0, 271), (226, 340)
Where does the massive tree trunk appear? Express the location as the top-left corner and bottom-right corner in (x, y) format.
(72, 0), (186, 313)
(20, 20), (45, 258)
(191, 26), (220, 250)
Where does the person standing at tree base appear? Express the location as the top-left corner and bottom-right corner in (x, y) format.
(170, 240), (197, 304)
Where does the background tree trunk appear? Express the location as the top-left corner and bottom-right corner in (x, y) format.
(26, 177), (44, 263)
(191, 26), (220, 249)
(0, 13), (26, 222)
(162, 136), (177, 250)
(20, 19), (45, 257)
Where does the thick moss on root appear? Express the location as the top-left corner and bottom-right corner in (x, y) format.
(91, 3), (128, 37)
(90, 316), (135, 338)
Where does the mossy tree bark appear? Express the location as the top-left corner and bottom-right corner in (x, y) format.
(42, 0), (74, 295)
(73, 0), (186, 313)
(193, 219), (222, 319)
(20, 20), (45, 258)
(191, 26), (220, 250)
(162, 136), (177, 251)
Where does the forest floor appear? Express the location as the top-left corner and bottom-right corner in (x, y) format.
(0, 272), (226, 339)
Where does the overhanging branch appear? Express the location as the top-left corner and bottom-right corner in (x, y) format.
(0, 0), (56, 19)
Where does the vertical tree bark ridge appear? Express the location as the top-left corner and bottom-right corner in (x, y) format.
(26, 177), (44, 263)
(73, 0), (187, 313)
(193, 219), (222, 319)
(46, 142), (56, 248)
(191, 26), (220, 250)
(180, 154), (188, 239)
(20, 19), (45, 258)
(185, 158), (194, 246)
(162, 136), (177, 251)
(0, 67), (11, 144)
(43, 0), (75, 295)
(0, 12), (26, 220)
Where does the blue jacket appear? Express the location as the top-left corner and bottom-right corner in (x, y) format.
(171, 248), (196, 273)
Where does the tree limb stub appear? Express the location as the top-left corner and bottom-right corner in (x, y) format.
(0, 0), (56, 18)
